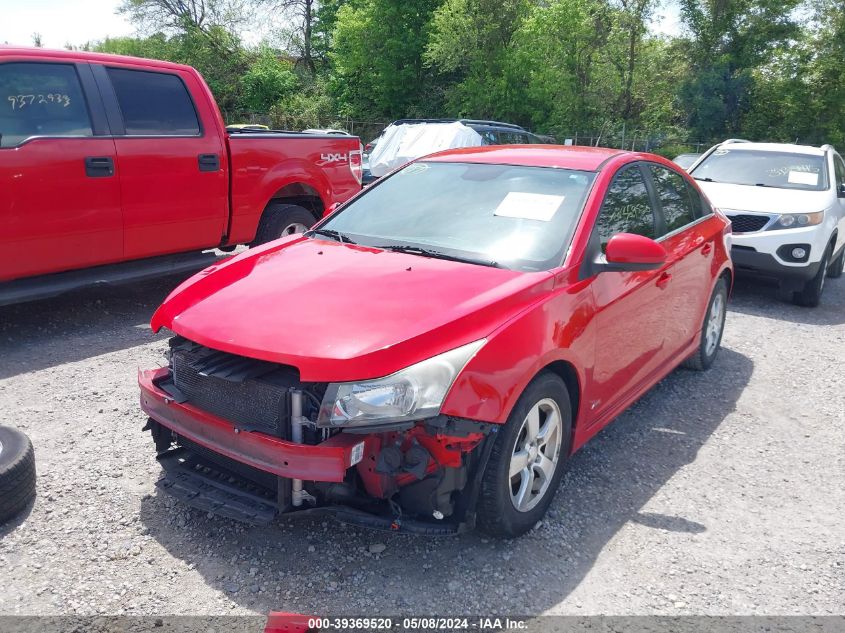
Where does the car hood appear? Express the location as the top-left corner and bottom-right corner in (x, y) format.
(151, 236), (554, 382)
(696, 180), (831, 214)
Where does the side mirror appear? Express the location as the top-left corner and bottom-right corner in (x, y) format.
(601, 233), (667, 272)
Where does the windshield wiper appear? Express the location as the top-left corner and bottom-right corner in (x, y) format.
(372, 244), (500, 268)
(306, 228), (357, 244)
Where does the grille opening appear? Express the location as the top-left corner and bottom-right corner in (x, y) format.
(727, 214), (769, 233)
(168, 336), (305, 438)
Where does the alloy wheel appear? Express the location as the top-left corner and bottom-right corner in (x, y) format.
(509, 398), (563, 512)
(705, 292), (725, 356)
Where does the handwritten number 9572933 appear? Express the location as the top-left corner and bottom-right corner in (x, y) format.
(7, 94), (72, 110)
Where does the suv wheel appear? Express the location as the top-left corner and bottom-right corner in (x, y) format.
(250, 203), (316, 247)
(793, 244), (832, 307)
(477, 373), (572, 538)
(827, 244), (844, 279)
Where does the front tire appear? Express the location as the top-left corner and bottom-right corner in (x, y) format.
(827, 244), (844, 279)
(793, 244), (831, 307)
(683, 277), (728, 371)
(0, 426), (36, 524)
(250, 203), (316, 247)
(477, 373), (572, 538)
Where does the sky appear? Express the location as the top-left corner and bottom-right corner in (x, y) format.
(0, 0), (683, 50)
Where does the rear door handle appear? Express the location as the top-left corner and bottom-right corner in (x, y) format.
(84, 156), (114, 178)
(656, 272), (672, 289)
(198, 153), (220, 172)
(701, 243), (713, 255)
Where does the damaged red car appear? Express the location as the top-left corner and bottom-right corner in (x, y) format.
(140, 146), (732, 537)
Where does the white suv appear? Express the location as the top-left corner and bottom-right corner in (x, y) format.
(690, 140), (845, 306)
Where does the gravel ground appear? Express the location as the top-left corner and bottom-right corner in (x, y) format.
(0, 272), (842, 617)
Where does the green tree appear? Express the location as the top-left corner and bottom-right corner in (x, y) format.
(330, 0), (443, 119)
(241, 47), (300, 112)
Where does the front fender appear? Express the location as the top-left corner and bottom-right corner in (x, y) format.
(440, 282), (594, 426)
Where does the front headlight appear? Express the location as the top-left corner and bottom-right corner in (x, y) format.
(768, 211), (824, 230)
(317, 340), (486, 428)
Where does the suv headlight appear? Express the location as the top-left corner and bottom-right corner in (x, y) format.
(316, 340), (486, 428)
(768, 211), (824, 230)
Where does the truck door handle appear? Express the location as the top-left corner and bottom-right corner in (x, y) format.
(84, 156), (114, 178)
(656, 272), (672, 289)
(198, 153), (220, 172)
(701, 243), (713, 255)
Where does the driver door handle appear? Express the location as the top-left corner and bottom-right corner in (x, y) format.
(656, 272), (672, 289)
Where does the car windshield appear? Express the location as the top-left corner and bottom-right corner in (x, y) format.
(691, 149), (828, 191)
(317, 161), (596, 272)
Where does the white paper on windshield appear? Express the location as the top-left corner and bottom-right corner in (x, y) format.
(787, 170), (819, 186)
(494, 192), (565, 222)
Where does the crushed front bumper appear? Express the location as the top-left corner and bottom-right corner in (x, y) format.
(139, 367), (364, 483)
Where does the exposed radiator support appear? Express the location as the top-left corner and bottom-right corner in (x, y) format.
(290, 390), (306, 507)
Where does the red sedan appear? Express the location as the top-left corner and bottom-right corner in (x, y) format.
(140, 146), (732, 538)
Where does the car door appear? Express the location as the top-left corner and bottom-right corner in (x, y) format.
(0, 60), (121, 282)
(587, 163), (672, 420)
(94, 65), (228, 260)
(646, 163), (712, 360)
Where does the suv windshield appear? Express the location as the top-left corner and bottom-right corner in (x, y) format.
(692, 148), (828, 191)
(317, 161), (595, 272)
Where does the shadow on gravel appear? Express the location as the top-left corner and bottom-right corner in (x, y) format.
(138, 347), (753, 615)
(727, 275), (845, 326)
(0, 274), (192, 380)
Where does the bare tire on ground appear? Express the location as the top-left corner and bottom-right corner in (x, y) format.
(250, 203), (316, 247)
(0, 426), (36, 524)
(683, 276), (728, 371)
(477, 373), (572, 538)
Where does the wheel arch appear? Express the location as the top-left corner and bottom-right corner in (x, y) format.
(266, 182), (326, 222)
(535, 360), (581, 441)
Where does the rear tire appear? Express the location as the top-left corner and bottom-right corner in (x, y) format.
(0, 426), (36, 524)
(477, 373), (572, 538)
(683, 277), (728, 371)
(827, 244), (844, 279)
(250, 203), (316, 247)
(793, 244), (831, 307)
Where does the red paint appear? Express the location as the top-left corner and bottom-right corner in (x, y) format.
(144, 146), (732, 483)
(606, 233), (667, 265)
(0, 47), (361, 283)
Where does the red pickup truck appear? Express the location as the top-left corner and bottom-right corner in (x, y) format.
(0, 47), (362, 305)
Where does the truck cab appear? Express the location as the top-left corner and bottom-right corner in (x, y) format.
(0, 47), (362, 304)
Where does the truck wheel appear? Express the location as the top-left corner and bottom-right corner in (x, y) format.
(827, 244), (844, 279)
(476, 373), (571, 538)
(682, 277), (728, 371)
(0, 426), (36, 524)
(250, 203), (316, 247)
(793, 244), (832, 307)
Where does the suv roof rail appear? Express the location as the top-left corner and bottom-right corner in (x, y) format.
(721, 138), (751, 144)
(390, 118), (527, 131)
(459, 119), (526, 130)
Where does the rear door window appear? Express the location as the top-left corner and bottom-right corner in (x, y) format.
(106, 68), (199, 136)
(649, 165), (697, 234)
(596, 165), (657, 249)
(0, 62), (92, 148)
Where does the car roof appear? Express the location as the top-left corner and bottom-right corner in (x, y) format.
(0, 46), (194, 73)
(391, 118), (527, 132)
(717, 141), (826, 156)
(423, 145), (626, 171)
